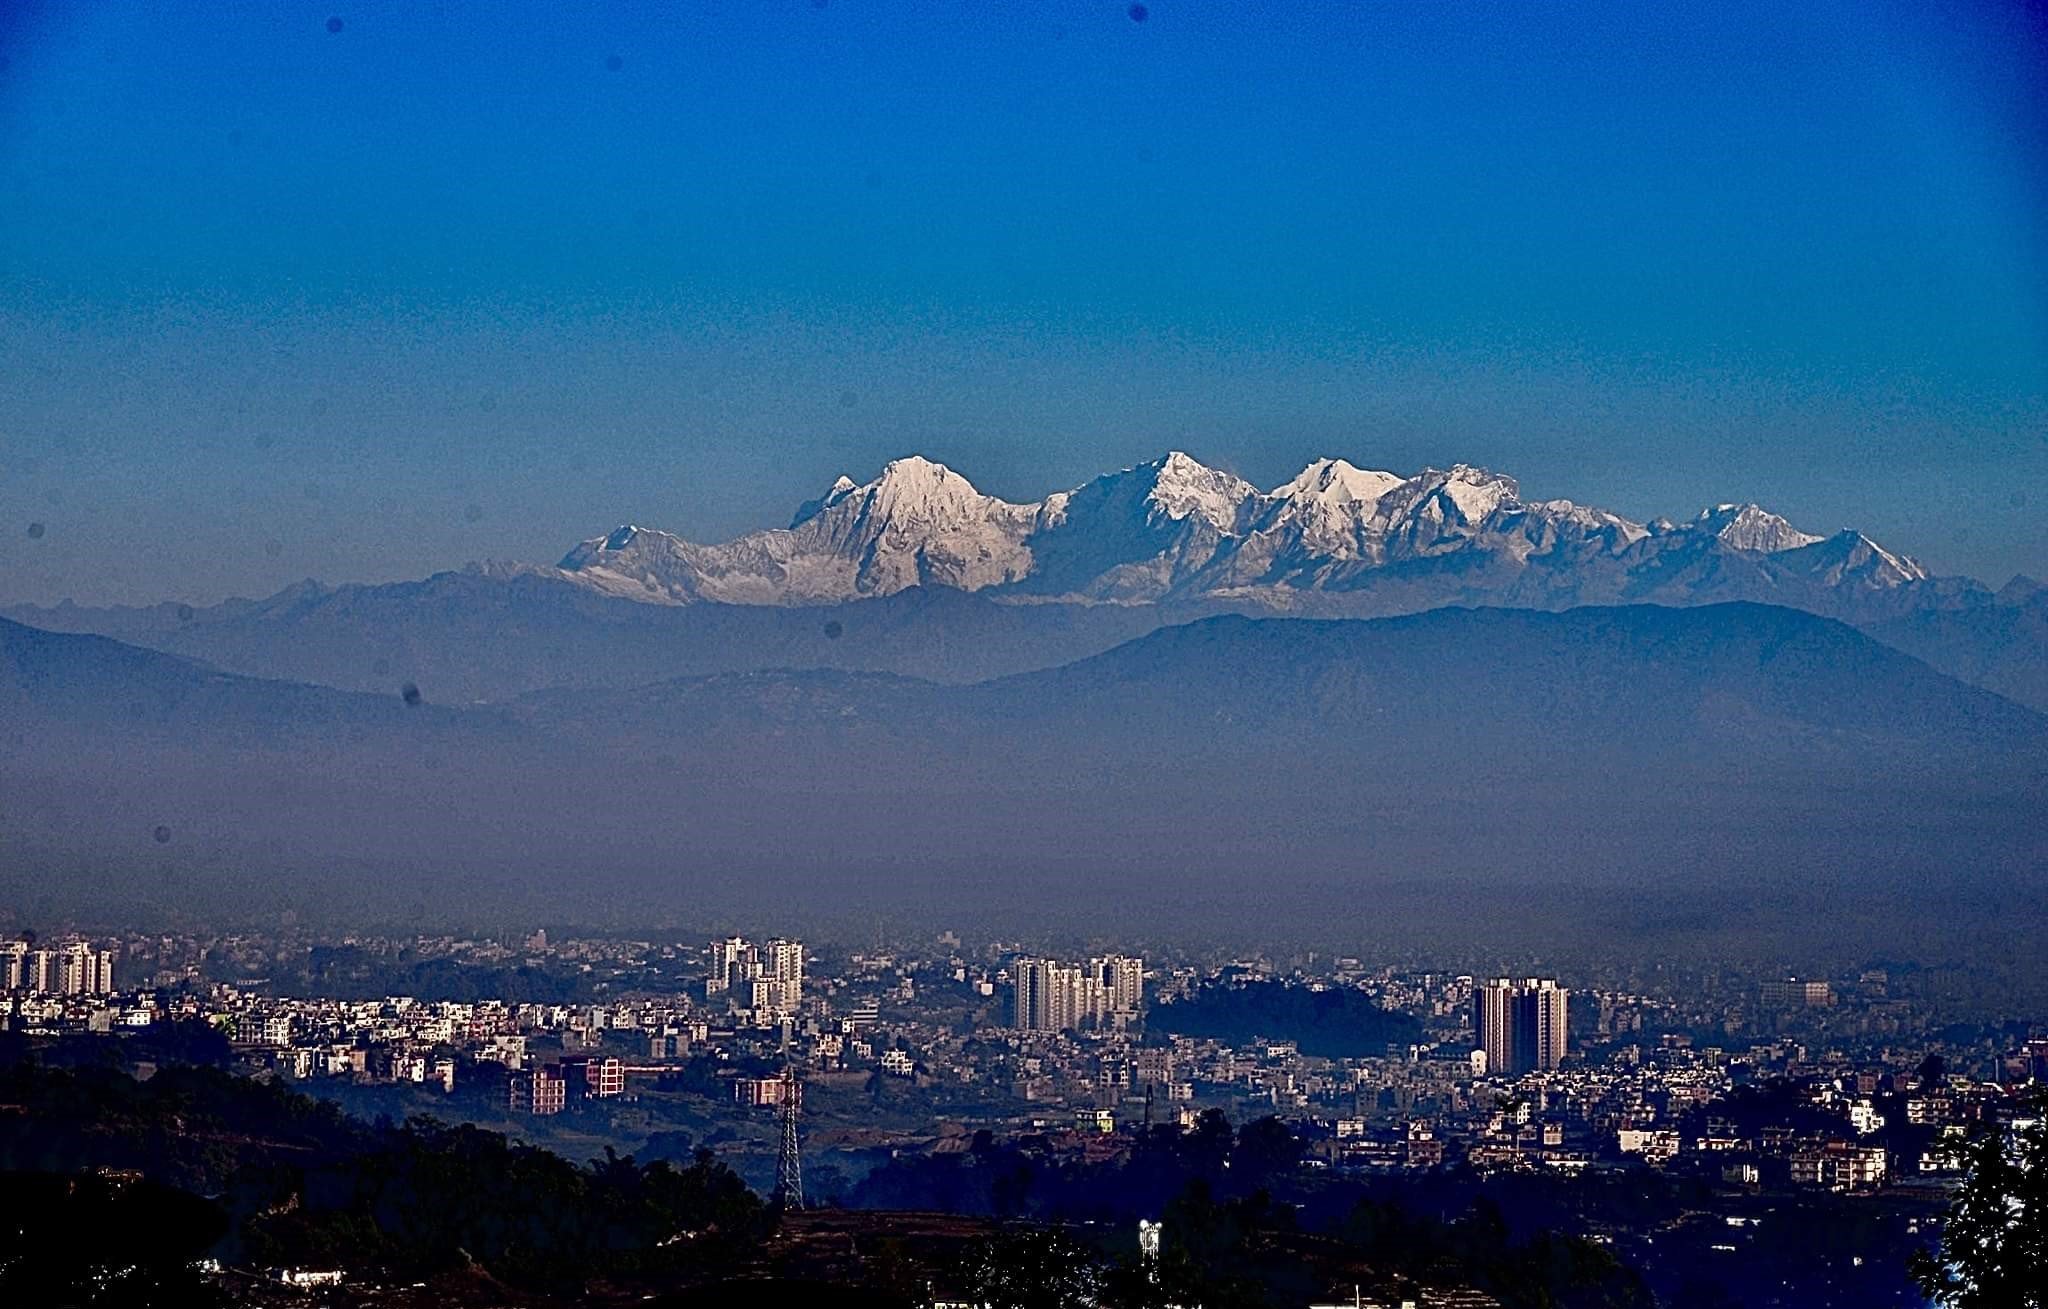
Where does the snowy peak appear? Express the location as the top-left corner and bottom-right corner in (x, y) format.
(562, 523), (665, 567)
(808, 456), (1035, 543)
(556, 523), (705, 603)
(1381, 464), (1521, 531)
(1693, 503), (1823, 553)
(1239, 459), (1408, 566)
(772, 456), (1037, 599)
(789, 475), (859, 528)
(860, 456), (998, 517)
(793, 459), (1021, 535)
(1434, 464), (1520, 521)
(1271, 457), (1404, 507)
(1002, 452), (1264, 600)
(1131, 451), (1262, 532)
(1789, 530), (1930, 587)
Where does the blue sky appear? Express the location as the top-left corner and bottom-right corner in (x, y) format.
(1, 0), (2044, 604)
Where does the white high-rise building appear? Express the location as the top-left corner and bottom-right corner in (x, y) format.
(765, 939), (804, 990)
(59, 947), (90, 996)
(1013, 958), (1067, 1032)
(755, 938), (805, 1017)
(1097, 955), (1144, 1016)
(707, 936), (758, 997)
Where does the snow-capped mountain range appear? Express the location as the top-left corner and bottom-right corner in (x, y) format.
(14, 449), (2035, 711)
(553, 451), (1945, 614)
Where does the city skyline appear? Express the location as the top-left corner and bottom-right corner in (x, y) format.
(3, 910), (2042, 1304)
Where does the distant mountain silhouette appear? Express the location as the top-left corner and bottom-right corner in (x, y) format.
(1865, 587), (2048, 715)
(1, 605), (2040, 942)
(5, 569), (1193, 702)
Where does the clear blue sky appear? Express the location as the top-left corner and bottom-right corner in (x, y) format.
(1, 0), (2043, 604)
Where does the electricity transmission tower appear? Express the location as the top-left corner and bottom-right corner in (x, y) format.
(774, 1066), (804, 1210)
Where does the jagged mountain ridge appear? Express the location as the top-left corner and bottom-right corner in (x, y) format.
(553, 451), (1953, 616)
(6, 452), (2038, 710)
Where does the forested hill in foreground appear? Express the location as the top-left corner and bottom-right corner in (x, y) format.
(0, 1044), (770, 1302)
(0, 1041), (1651, 1309)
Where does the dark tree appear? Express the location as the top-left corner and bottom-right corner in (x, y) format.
(956, 1227), (1107, 1309)
(0, 1173), (230, 1307)
(1912, 1108), (2047, 1308)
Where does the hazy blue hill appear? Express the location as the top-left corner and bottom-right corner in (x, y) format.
(10, 558), (2041, 718)
(487, 601), (2044, 764)
(975, 603), (2044, 761)
(4, 572), (1191, 701)
(0, 615), (512, 753)
(1, 603), (2040, 941)
(1865, 590), (2048, 714)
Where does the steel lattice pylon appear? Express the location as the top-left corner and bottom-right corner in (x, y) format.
(774, 1067), (804, 1210)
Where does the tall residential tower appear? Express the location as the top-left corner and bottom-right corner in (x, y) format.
(1475, 977), (1568, 1076)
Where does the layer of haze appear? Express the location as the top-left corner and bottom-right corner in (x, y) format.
(1, 1), (2045, 605)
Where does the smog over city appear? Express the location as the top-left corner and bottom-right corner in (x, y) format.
(1, 4), (2044, 1307)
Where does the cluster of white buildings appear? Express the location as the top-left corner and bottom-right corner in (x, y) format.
(707, 935), (805, 1020)
(1, 939), (116, 996)
(1011, 954), (1144, 1032)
